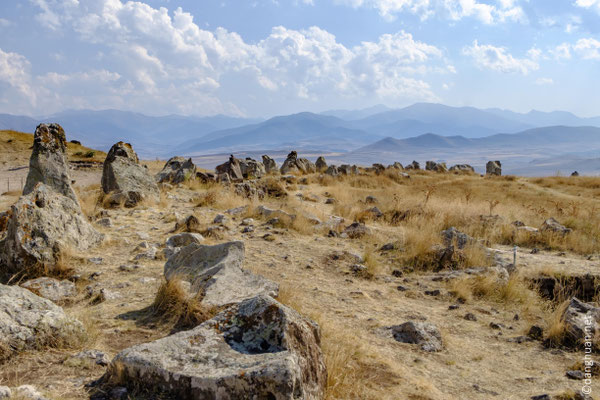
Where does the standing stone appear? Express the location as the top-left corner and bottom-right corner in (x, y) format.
(156, 157), (196, 184)
(405, 161), (420, 170)
(325, 165), (339, 177)
(280, 151), (316, 175)
(486, 160), (502, 176)
(106, 295), (327, 400)
(449, 164), (475, 173)
(262, 155), (278, 174)
(239, 158), (266, 179)
(560, 297), (600, 348)
(0, 184), (103, 273)
(101, 142), (160, 207)
(315, 156), (328, 172)
(23, 123), (77, 202)
(215, 155), (244, 181)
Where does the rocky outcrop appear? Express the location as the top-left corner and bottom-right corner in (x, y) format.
(101, 142), (160, 207)
(338, 164), (359, 175)
(486, 160), (502, 176)
(262, 155), (278, 174)
(156, 157), (196, 184)
(559, 297), (600, 348)
(21, 277), (77, 303)
(449, 164), (475, 173)
(325, 165), (339, 177)
(239, 158), (266, 179)
(0, 284), (85, 359)
(315, 156), (327, 172)
(540, 218), (572, 235)
(405, 161), (420, 170)
(425, 161), (447, 173)
(215, 155), (244, 182)
(0, 184), (103, 273)
(164, 241), (278, 307)
(105, 295), (327, 400)
(23, 123), (78, 202)
(280, 151), (316, 175)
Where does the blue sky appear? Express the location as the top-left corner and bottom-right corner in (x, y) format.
(0, 0), (599, 117)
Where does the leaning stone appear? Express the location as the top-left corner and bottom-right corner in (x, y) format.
(105, 295), (327, 400)
(0, 284), (85, 359)
(23, 123), (77, 202)
(21, 277), (77, 303)
(0, 184), (103, 273)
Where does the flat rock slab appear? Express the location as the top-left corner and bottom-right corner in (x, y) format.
(21, 277), (77, 303)
(0, 284), (84, 359)
(106, 295), (326, 400)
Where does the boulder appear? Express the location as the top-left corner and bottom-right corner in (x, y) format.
(0, 184), (103, 273)
(256, 205), (296, 223)
(315, 156), (327, 172)
(343, 222), (369, 239)
(0, 284), (85, 359)
(425, 161), (447, 173)
(239, 158), (266, 179)
(571, 171), (580, 177)
(449, 164), (475, 173)
(196, 171), (216, 183)
(441, 227), (475, 250)
(280, 151), (316, 175)
(390, 321), (443, 352)
(405, 161), (420, 170)
(106, 295), (326, 400)
(101, 142), (160, 207)
(23, 123), (78, 203)
(325, 165), (339, 177)
(166, 233), (205, 249)
(560, 297), (600, 348)
(371, 163), (385, 174)
(262, 155), (278, 174)
(486, 160), (502, 176)
(215, 155), (244, 181)
(338, 164), (359, 175)
(21, 277), (77, 303)
(164, 241), (278, 307)
(156, 157), (196, 184)
(540, 217), (572, 235)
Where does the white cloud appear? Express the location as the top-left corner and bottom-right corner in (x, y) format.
(575, 0), (600, 13)
(573, 38), (600, 59)
(334, 0), (525, 23)
(13, 0), (449, 115)
(550, 43), (572, 60)
(0, 48), (34, 104)
(534, 77), (553, 85)
(0, 18), (13, 28)
(462, 40), (539, 74)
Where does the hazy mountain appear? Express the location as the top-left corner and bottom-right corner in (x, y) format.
(177, 112), (380, 156)
(485, 108), (600, 128)
(320, 104), (392, 120)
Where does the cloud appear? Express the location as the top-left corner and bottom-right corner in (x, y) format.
(462, 40), (539, 74)
(534, 77), (553, 85)
(334, 0), (526, 23)
(575, 0), (600, 13)
(0, 48), (34, 104)
(573, 38), (600, 59)
(13, 0), (449, 115)
(550, 43), (572, 60)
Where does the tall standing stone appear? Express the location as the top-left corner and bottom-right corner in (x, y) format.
(486, 160), (502, 176)
(262, 155), (278, 174)
(23, 123), (77, 202)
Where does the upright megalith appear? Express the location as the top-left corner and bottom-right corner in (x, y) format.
(315, 156), (328, 172)
(101, 142), (159, 207)
(262, 155), (278, 174)
(0, 184), (104, 274)
(23, 123), (77, 202)
(156, 156), (196, 184)
(486, 160), (502, 176)
(280, 151), (316, 175)
(215, 155), (244, 181)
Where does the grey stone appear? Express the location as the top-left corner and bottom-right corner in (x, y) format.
(486, 160), (502, 176)
(156, 156), (196, 184)
(164, 242), (278, 307)
(71, 349), (110, 366)
(315, 156), (327, 172)
(280, 151), (316, 175)
(215, 155), (244, 181)
(325, 165), (339, 177)
(0, 284), (84, 359)
(101, 142), (160, 207)
(0, 386), (11, 399)
(343, 222), (369, 239)
(23, 123), (77, 202)
(561, 297), (600, 348)
(96, 218), (112, 227)
(441, 227), (474, 250)
(390, 321), (443, 352)
(14, 385), (49, 400)
(106, 295), (326, 400)
(166, 232), (204, 248)
(239, 158), (266, 179)
(0, 184), (103, 273)
(449, 164), (475, 173)
(540, 217), (572, 235)
(21, 277), (77, 303)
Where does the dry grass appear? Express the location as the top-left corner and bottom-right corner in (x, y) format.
(543, 299), (570, 348)
(449, 273), (541, 307)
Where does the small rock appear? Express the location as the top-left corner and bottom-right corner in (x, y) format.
(15, 385), (49, 400)
(213, 214), (227, 224)
(109, 386), (128, 400)
(391, 269), (403, 277)
(530, 395), (550, 400)
(70, 349), (110, 366)
(0, 386), (11, 399)
(396, 285), (407, 292)
(448, 304), (460, 310)
(390, 322), (443, 352)
(88, 257), (103, 265)
(464, 313), (477, 321)
(96, 218), (112, 227)
(241, 218), (254, 226)
(380, 243), (396, 252)
(566, 370), (585, 380)
(424, 289), (441, 296)
(489, 322), (502, 330)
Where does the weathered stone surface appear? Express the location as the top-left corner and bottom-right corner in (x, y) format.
(21, 277), (77, 303)
(101, 142), (159, 207)
(280, 151), (316, 175)
(486, 160), (502, 176)
(0, 284), (84, 359)
(262, 155), (278, 174)
(239, 158), (266, 179)
(106, 295), (326, 400)
(449, 164), (475, 173)
(560, 297), (600, 348)
(257, 205), (296, 222)
(325, 165), (339, 177)
(215, 155), (244, 181)
(166, 232), (204, 249)
(156, 157), (196, 184)
(540, 217), (572, 235)
(0, 184), (103, 272)
(69, 349), (110, 366)
(23, 123), (78, 203)
(0, 386), (10, 399)
(441, 227), (475, 250)
(315, 156), (327, 172)
(164, 241), (278, 307)
(425, 161), (447, 173)
(14, 385), (49, 400)
(405, 161), (420, 170)
(343, 222), (369, 239)
(390, 321), (443, 352)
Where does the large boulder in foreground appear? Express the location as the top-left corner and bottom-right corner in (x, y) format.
(0, 184), (103, 273)
(106, 295), (327, 400)
(164, 241), (278, 307)
(156, 156), (196, 184)
(0, 283), (85, 360)
(23, 123), (77, 202)
(558, 297), (600, 349)
(101, 142), (159, 207)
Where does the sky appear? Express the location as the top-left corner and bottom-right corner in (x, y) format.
(0, 0), (599, 118)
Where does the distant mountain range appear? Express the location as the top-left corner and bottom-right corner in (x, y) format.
(1, 103), (599, 175)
